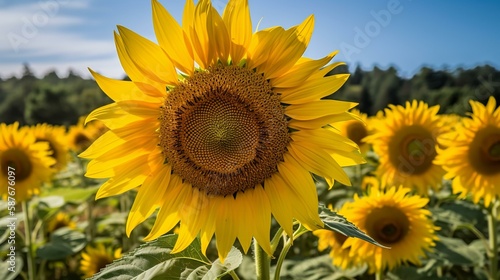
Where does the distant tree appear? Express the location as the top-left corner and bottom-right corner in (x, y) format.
(24, 86), (78, 125)
(350, 65), (364, 85)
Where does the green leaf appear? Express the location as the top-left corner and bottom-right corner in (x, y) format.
(432, 200), (484, 227)
(319, 205), (387, 248)
(275, 254), (366, 280)
(188, 247), (242, 280)
(431, 236), (485, 266)
(36, 195), (65, 220)
(91, 234), (242, 280)
(37, 195), (65, 208)
(40, 185), (100, 203)
(0, 214), (23, 244)
(0, 254), (23, 280)
(37, 227), (87, 260)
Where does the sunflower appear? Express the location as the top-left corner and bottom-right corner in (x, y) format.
(332, 109), (370, 154)
(435, 96), (500, 207)
(340, 187), (438, 274)
(364, 100), (446, 195)
(46, 212), (76, 233)
(0, 122), (55, 202)
(81, 0), (364, 261)
(80, 244), (122, 278)
(67, 117), (106, 153)
(32, 123), (69, 171)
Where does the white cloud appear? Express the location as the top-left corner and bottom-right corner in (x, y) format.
(0, 0), (118, 78)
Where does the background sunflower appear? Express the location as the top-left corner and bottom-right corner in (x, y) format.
(0, 122), (55, 202)
(32, 123), (69, 171)
(340, 187), (438, 274)
(365, 100), (446, 195)
(80, 244), (122, 278)
(435, 96), (500, 206)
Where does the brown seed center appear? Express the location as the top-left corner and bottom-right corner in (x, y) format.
(159, 65), (290, 196)
(1, 148), (33, 181)
(389, 125), (436, 175)
(469, 127), (500, 175)
(365, 206), (410, 246)
(182, 93), (259, 173)
(346, 121), (367, 146)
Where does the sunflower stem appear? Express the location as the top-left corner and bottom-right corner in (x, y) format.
(355, 163), (362, 187)
(270, 227), (284, 254)
(22, 200), (36, 280)
(375, 270), (384, 280)
(228, 270), (241, 280)
(120, 193), (132, 252)
(487, 200), (499, 280)
(86, 196), (95, 242)
(254, 238), (270, 280)
(274, 224), (309, 280)
(77, 156), (96, 243)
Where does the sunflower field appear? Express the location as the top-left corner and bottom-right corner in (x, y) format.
(1, 1), (500, 280)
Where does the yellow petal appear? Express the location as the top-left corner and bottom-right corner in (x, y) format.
(152, 0), (194, 75)
(199, 196), (217, 255)
(182, 0), (195, 39)
(278, 153), (323, 229)
(265, 175), (294, 238)
(271, 51), (338, 88)
(249, 15), (314, 79)
(172, 189), (202, 254)
(248, 186), (272, 256)
(285, 100), (357, 121)
(247, 27), (284, 70)
(86, 103), (146, 130)
(234, 192), (253, 253)
(222, 0), (251, 63)
(126, 163), (171, 236)
(207, 4), (230, 63)
(280, 74), (349, 104)
(215, 195), (238, 263)
(288, 112), (358, 130)
(117, 25), (177, 85)
(89, 69), (155, 102)
(80, 130), (124, 159)
(89, 134), (157, 164)
(288, 141), (351, 186)
(291, 129), (358, 152)
(189, 0), (216, 69)
(144, 175), (187, 240)
(114, 31), (143, 82)
(95, 159), (150, 199)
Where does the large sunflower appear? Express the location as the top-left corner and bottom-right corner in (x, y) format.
(32, 123), (69, 171)
(435, 96), (500, 207)
(80, 244), (122, 278)
(364, 100), (446, 195)
(81, 0), (364, 261)
(340, 187), (438, 274)
(0, 123), (55, 202)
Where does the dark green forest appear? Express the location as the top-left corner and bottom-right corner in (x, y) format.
(1, 63), (499, 126)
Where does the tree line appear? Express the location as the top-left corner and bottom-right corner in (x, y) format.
(1, 63), (499, 126)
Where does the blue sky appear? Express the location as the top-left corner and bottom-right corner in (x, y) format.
(1, 0), (499, 79)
